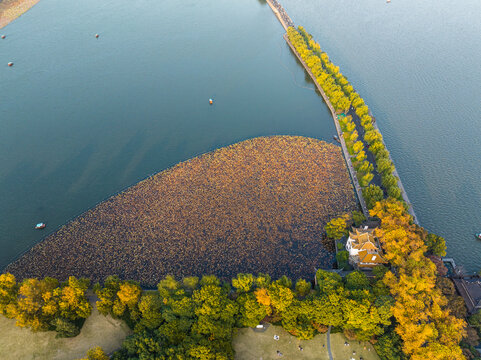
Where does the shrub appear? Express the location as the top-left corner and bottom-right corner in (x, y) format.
(336, 251), (349, 269)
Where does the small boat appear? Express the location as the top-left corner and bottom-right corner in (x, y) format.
(1, 35), (5, 39)
(35, 223), (46, 230)
(476, 233), (481, 240)
(387, 0), (391, 3)
(8, 62), (13, 67)
(95, 34), (99, 38)
(209, 98), (213, 105)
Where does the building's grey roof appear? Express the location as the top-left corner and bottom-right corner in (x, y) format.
(453, 277), (481, 314)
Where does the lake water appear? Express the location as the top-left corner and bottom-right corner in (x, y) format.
(280, 0), (481, 272)
(1, 0), (481, 273)
(0, 0), (336, 268)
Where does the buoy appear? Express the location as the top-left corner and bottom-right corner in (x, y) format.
(8, 62), (13, 67)
(1, 35), (5, 39)
(209, 98), (213, 105)
(95, 34), (99, 38)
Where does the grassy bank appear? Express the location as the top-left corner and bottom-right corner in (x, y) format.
(0, 298), (131, 360)
(233, 325), (379, 360)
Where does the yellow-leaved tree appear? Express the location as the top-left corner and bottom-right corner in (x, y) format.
(372, 199), (466, 359)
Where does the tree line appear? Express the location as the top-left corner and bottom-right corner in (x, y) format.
(1, 269), (396, 359)
(0, 199), (469, 359)
(287, 26), (405, 209)
(371, 199), (466, 359)
(87, 269), (396, 359)
(0, 274), (91, 338)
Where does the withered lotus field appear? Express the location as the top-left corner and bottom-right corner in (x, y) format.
(7, 136), (357, 286)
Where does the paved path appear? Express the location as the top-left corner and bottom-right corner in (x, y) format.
(265, 0), (294, 31)
(326, 325), (333, 360)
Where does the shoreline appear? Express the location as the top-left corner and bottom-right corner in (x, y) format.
(0, 0), (40, 29)
(5, 136), (357, 286)
(269, 2), (417, 223)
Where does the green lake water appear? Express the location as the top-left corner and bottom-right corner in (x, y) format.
(280, 0), (481, 272)
(0, 0), (335, 268)
(1, 0), (481, 273)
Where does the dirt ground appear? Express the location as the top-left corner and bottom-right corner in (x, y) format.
(233, 325), (379, 360)
(0, 300), (131, 360)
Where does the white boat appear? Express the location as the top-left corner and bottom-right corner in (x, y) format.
(35, 223), (46, 229)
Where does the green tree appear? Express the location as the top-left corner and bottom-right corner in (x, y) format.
(311, 290), (346, 327)
(316, 270), (343, 294)
(138, 293), (163, 330)
(268, 283), (294, 314)
(363, 184), (384, 209)
(52, 317), (80, 338)
(255, 273), (271, 289)
(236, 293), (267, 328)
(336, 251), (349, 269)
(199, 275), (220, 287)
(274, 275), (292, 289)
(94, 275), (121, 316)
(0, 273), (17, 316)
(345, 271), (370, 290)
(374, 330), (405, 360)
(377, 158), (395, 176)
(387, 185), (402, 200)
(295, 279), (311, 297)
(232, 273), (254, 293)
(158, 275), (180, 298)
(425, 233), (447, 257)
(182, 276), (199, 293)
(325, 215), (349, 239)
(281, 300), (316, 339)
(80, 346), (110, 360)
(382, 174), (398, 189)
(351, 211), (366, 227)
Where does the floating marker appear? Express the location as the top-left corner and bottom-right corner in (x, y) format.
(8, 62), (13, 67)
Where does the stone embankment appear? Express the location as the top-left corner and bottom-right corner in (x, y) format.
(369, 114), (419, 224)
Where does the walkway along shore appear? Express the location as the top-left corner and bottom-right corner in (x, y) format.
(265, 0), (294, 32)
(268, 1), (418, 223)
